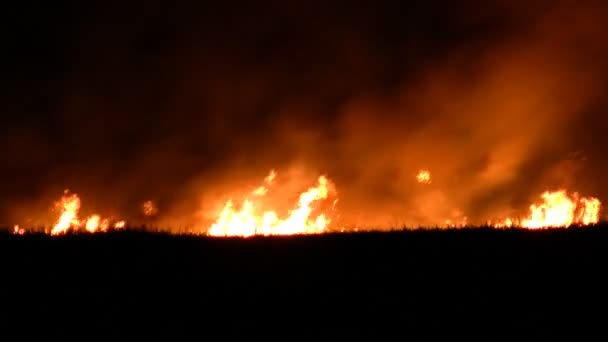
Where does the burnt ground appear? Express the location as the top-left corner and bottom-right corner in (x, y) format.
(1, 226), (607, 340)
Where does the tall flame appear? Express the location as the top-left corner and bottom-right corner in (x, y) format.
(51, 192), (81, 235)
(208, 171), (336, 237)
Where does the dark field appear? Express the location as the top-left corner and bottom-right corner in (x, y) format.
(2, 227), (607, 340)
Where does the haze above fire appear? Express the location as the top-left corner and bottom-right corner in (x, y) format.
(1, 1), (608, 229)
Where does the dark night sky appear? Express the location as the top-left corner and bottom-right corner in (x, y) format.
(1, 1), (608, 228)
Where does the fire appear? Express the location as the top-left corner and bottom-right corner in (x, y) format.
(495, 190), (601, 229)
(252, 170), (276, 196)
(13, 225), (25, 235)
(493, 218), (515, 229)
(142, 200), (158, 216)
(577, 197), (601, 225)
(51, 192), (81, 235)
(84, 215), (110, 233)
(46, 190), (125, 235)
(208, 170), (337, 237)
(417, 170), (432, 184)
(8, 172), (604, 236)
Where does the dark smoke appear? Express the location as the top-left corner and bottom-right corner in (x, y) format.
(1, 1), (607, 229)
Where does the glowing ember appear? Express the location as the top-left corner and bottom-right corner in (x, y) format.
(496, 190), (601, 229)
(143, 200), (158, 216)
(208, 171), (336, 237)
(114, 221), (126, 229)
(417, 170), (432, 184)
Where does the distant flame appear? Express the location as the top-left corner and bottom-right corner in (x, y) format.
(46, 190), (125, 235)
(51, 191), (81, 235)
(143, 200), (158, 216)
(417, 170), (432, 184)
(208, 170), (336, 237)
(494, 190), (601, 229)
(84, 215), (110, 233)
(13, 225), (25, 235)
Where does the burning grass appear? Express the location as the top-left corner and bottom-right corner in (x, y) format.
(7, 169), (603, 237)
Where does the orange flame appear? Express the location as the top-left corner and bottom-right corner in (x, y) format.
(142, 200), (158, 216)
(13, 225), (25, 235)
(495, 190), (601, 229)
(51, 192), (81, 235)
(417, 170), (432, 184)
(84, 215), (110, 233)
(47, 190), (125, 235)
(208, 171), (336, 237)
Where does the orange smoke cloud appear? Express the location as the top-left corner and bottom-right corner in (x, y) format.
(5, 2), (608, 232)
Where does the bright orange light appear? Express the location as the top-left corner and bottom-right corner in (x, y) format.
(51, 191), (81, 235)
(13, 225), (25, 235)
(577, 197), (601, 225)
(417, 170), (432, 184)
(208, 171), (336, 237)
(85, 215), (101, 233)
(495, 190), (601, 229)
(43, 190), (125, 235)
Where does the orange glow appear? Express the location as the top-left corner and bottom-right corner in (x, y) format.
(208, 170), (337, 237)
(13, 225), (25, 235)
(495, 190), (601, 229)
(143, 200), (158, 216)
(10, 177), (603, 235)
(577, 197), (601, 225)
(417, 170), (432, 184)
(85, 215), (101, 233)
(493, 218), (515, 229)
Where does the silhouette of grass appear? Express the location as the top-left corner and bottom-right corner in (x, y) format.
(1, 224), (606, 339)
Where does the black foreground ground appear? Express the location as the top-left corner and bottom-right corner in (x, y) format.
(1, 226), (607, 340)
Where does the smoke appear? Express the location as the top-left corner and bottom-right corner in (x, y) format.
(2, 1), (608, 229)
(321, 1), (608, 227)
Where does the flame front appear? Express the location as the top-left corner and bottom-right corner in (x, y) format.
(208, 171), (336, 237)
(9, 172), (604, 236)
(47, 190), (125, 235)
(495, 190), (601, 229)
